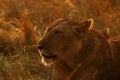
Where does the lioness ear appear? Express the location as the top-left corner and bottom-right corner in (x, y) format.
(73, 19), (93, 33)
(81, 19), (93, 30)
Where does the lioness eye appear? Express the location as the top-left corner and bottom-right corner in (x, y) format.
(54, 30), (62, 36)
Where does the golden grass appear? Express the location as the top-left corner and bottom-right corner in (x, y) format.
(0, 0), (120, 80)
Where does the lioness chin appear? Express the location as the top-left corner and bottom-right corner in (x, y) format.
(38, 18), (120, 80)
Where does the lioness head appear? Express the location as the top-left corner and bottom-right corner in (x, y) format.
(38, 19), (93, 65)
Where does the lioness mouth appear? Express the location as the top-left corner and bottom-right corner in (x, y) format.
(41, 53), (57, 63)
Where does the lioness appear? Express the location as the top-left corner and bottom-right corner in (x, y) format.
(38, 19), (120, 80)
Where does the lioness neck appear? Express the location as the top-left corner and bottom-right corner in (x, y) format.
(74, 30), (112, 80)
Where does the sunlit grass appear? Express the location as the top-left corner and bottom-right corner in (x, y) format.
(0, 50), (51, 80)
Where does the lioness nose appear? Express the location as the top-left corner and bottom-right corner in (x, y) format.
(38, 44), (44, 50)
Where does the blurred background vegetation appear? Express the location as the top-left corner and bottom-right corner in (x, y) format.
(0, 0), (120, 80)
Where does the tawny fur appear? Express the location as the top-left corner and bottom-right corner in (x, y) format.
(38, 19), (120, 80)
